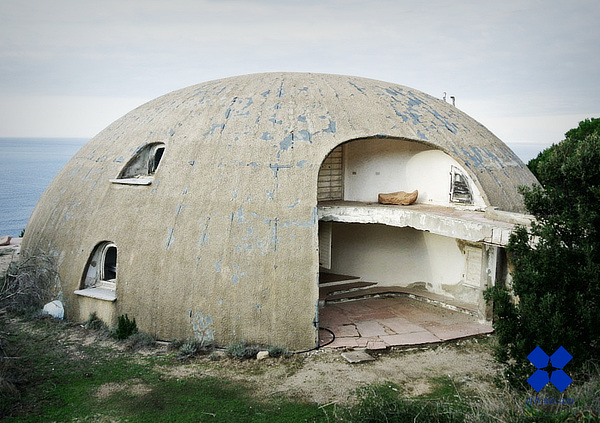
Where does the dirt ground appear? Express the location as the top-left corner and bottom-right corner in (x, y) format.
(1, 242), (502, 406)
(53, 319), (499, 405)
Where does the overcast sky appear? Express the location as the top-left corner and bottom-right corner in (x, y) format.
(1, 0), (599, 160)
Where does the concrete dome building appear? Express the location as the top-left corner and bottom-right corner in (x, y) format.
(23, 73), (537, 349)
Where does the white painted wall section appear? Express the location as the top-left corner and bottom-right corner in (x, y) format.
(343, 138), (486, 208)
(329, 223), (469, 298)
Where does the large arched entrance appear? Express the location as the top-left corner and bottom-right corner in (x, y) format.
(315, 137), (498, 348)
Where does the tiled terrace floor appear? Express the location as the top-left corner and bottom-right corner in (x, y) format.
(318, 295), (493, 350)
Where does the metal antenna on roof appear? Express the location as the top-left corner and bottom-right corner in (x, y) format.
(443, 92), (447, 102)
(450, 96), (455, 106)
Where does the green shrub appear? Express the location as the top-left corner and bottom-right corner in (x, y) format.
(226, 341), (260, 359)
(84, 312), (108, 331)
(486, 126), (600, 386)
(125, 332), (156, 352)
(267, 345), (290, 358)
(113, 314), (138, 340)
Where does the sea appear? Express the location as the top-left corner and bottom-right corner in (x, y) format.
(0, 138), (88, 238)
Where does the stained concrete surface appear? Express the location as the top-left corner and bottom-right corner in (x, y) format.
(319, 295), (493, 349)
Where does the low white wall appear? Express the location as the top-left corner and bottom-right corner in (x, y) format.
(343, 138), (486, 208)
(329, 222), (471, 300)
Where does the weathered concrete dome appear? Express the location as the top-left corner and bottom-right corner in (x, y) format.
(23, 73), (537, 349)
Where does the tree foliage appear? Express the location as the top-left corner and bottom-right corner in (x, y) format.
(486, 119), (600, 385)
(527, 117), (600, 180)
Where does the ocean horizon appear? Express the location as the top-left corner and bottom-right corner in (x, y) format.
(0, 137), (545, 239)
(0, 137), (88, 238)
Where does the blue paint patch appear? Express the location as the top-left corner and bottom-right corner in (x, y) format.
(261, 90), (270, 98)
(225, 108), (232, 119)
(175, 204), (184, 215)
(199, 218), (211, 248)
(349, 81), (366, 93)
(299, 87), (308, 92)
(288, 199), (300, 209)
(323, 121), (336, 133)
(261, 132), (274, 141)
(188, 161), (195, 166)
(407, 96), (424, 108)
(183, 187), (188, 194)
(255, 304), (262, 309)
(269, 163), (292, 178)
(114, 156), (125, 163)
(214, 260), (222, 273)
(247, 162), (259, 169)
(232, 263), (246, 285)
(271, 219), (279, 252)
(296, 160), (307, 168)
(204, 123), (225, 136)
(243, 97), (254, 109)
(280, 134), (293, 151)
(166, 228), (175, 250)
(266, 190), (275, 200)
(169, 129), (175, 136)
(234, 206), (245, 223)
(297, 115), (307, 122)
(297, 130), (312, 142)
(416, 130), (429, 141)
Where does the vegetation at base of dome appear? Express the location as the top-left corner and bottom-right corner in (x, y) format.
(84, 312), (108, 331)
(19, 228), (25, 238)
(0, 251), (55, 315)
(113, 313), (138, 340)
(226, 340), (261, 359)
(177, 338), (214, 359)
(267, 345), (290, 358)
(487, 118), (600, 386)
(124, 332), (156, 352)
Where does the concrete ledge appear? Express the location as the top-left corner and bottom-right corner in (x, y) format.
(74, 287), (117, 302)
(109, 178), (153, 185)
(318, 201), (518, 246)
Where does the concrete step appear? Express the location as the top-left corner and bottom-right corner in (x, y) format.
(319, 281), (377, 301)
(319, 272), (361, 287)
(325, 286), (478, 317)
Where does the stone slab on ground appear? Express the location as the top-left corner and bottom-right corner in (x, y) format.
(341, 350), (376, 363)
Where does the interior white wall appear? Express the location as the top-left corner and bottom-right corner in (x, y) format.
(330, 223), (466, 298)
(343, 138), (486, 208)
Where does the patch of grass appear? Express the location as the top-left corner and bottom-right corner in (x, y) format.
(0, 315), (329, 422)
(330, 383), (464, 423)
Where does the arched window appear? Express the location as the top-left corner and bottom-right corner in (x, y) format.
(82, 242), (118, 291)
(110, 143), (165, 185)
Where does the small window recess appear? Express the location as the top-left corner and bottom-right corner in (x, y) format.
(110, 143), (165, 185)
(449, 166), (473, 204)
(74, 242), (118, 301)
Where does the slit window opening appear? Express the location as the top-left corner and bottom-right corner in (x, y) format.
(450, 166), (473, 204)
(116, 142), (166, 180)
